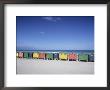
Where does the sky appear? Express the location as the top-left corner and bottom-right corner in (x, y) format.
(16, 16), (94, 50)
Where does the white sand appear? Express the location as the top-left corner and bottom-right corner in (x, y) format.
(17, 59), (94, 74)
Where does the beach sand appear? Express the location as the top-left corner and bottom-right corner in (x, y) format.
(17, 59), (94, 74)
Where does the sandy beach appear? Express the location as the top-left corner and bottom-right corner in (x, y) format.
(16, 59), (94, 74)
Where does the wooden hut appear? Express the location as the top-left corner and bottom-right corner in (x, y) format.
(88, 54), (94, 62)
(68, 53), (77, 61)
(53, 53), (59, 60)
(33, 52), (39, 59)
(59, 53), (68, 60)
(24, 52), (29, 59)
(46, 53), (53, 60)
(78, 54), (88, 62)
(18, 52), (23, 58)
(39, 53), (45, 59)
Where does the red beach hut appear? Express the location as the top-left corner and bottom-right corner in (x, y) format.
(68, 53), (77, 61)
(18, 52), (23, 58)
(39, 53), (45, 59)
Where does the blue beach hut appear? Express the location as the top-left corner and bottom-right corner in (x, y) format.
(29, 52), (33, 59)
(53, 53), (59, 60)
(88, 54), (94, 62)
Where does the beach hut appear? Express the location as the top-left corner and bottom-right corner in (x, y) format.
(29, 52), (33, 59)
(24, 52), (29, 59)
(46, 53), (53, 60)
(78, 54), (88, 62)
(16, 52), (18, 58)
(39, 53), (45, 59)
(88, 54), (94, 62)
(68, 53), (77, 61)
(33, 52), (39, 59)
(59, 53), (68, 60)
(53, 53), (59, 60)
(18, 52), (23, 58)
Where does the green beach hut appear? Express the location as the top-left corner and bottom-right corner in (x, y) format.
(78, 54), (88, 62)
(46, 53), (53, 60)
(24, 52), (29, 59)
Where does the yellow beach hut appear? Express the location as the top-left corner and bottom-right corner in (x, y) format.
(59, 53), (68, 60)
(33, 52), (39, 59)
(16, 52), (18, 58)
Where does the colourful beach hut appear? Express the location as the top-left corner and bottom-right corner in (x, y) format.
(68, 53), (77, 61)
(59, 53), (68, 60)
(53, 53), (59, 60)
(39, 53), (45, 59)
(33, 52), (39, 59)
(24, 52), (29, 59)
(46, 53), (53, 60)
(29, 52), (33, 58)
(18, 52), (23, 58)
(16, 52), (18, 58)
(78, 54), (88, 62)
(88, 54), (94, 62)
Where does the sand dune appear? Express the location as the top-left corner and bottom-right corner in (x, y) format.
(17, 59), (94, 74)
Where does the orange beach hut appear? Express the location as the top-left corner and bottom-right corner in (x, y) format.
(68, 53), (77, 61)
(39, 53), (45, 59)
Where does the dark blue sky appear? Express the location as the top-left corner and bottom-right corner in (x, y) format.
(16, 16), (94, 50)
